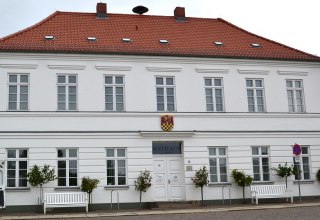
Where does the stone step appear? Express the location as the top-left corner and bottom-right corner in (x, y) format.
(155, 201), (199, 209)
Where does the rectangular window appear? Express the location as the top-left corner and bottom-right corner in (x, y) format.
(106, 148), (127, 186)
(57, 148), (78, 187)
(156, 76), (175, 111)
(204, 78), (224, 112)
(105, 75), (125, 111)
(293, 146), (311, 180)
(6, 149), (28, 187)
(246, 79), (265, 112)
(208, 147), (228, 183)
(8, 74), (29, 111)
(252, 146), (270, 181)
(286, 80), (305, 113)
(57, 74), (77, 111)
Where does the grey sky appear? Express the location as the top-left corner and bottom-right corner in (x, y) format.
(0, 0), (319, 56)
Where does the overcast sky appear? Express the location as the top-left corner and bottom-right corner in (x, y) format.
(0, 0), (319, 56)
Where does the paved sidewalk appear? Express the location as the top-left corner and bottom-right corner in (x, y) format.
(1, 202), (320, 220)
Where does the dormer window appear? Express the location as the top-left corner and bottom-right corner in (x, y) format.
(160, 39), (169, 44)
(122, 38), (132, 43)
(87, 37), (97, 42)
(214, 42), (224, 46)
(251, 43), (261, 48)
(44, 36), (55, 40)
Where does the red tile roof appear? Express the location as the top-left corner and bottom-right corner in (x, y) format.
(1, 11), (320, 62)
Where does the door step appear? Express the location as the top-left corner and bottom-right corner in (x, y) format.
(154, 201), (197, 209)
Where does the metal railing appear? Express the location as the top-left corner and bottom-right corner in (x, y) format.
(110, 189), (119, 210)
(222, 185), (231, 205)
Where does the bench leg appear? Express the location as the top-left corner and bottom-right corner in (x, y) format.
(256, 197), (258, 205)
(44, 204), (46, 215)
(86, 204), (88, 212)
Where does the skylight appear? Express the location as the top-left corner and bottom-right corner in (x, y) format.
(122, 38), (132, 43)
(160, 39), (169, 44)
(87, 37), (97, 42)
(44, 36), (55, 40)
(251, 43), (261, 48)
(214, 42), (224, 46)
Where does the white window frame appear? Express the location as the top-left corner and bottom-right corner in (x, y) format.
(155, 76), (176, 112)
(57, 148), (78, 187)
(252, 146), (270, 182)
(246, 79), (265, 112)
(204, 78), (224, 112)
(8, 73), (29, 111)
(57, 74), (78, 111)
(208, 147), (228, 183)
(106, 148), (127, 186)
(293, 145), (311, 181)
(104, 75), (125, 111)
(286, 79), (305, 113)
(6, 149), (28, 188)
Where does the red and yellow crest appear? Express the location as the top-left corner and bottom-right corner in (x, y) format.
(161, 115), (174, 131)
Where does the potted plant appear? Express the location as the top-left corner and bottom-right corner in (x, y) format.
(81, 176), (100, 211)
(271, 163), (293, 188)
(27, 164), (57, 207)
(192, 166), (209, 206)
(134, 170), (152, 208)
(231, 169), (253, 203)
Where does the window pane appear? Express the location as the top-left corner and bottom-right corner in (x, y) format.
(302, 147), (309, 154)
(69, 86), (76, 94)
(105, 76), (113, 84)
(7, 150), (16, 158)
(58, 149), (66, 158)
(246, 80), (253, 87)
(252, 147), (259, 155)
(57, 75), (66, 83)
(68, 75), (77, 83)
(214, 79), (222, 86)
(166, 78), (174, 85)
(219, 148), (226, 156)
(9, 85), (17, 94)
(261, 147), (268, 155)
(205, 79), (212, 86)
(156, 78), (163, 85)
(295, 81), (302, 88)
(107, 149), (114, 157)
(9, 75), (17, 83)
(286, 81), (293, 88)
(255, 80), (262, 87)
(19, 150), (28, 158)
(117, 149), (125, 157)
(20, 75), (29, 83)
(69, 149), (77, 157)
(116, 87), (123, 95)
(115, 76), (123, 84)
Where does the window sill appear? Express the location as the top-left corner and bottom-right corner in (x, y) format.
(208, 182), (231, 187)
(54, 187), (81, 191)
(252, 181), (274, 185)
(104, 185), (130, 190)
(5, 187), (30, 192)
(293, 180), (315, 184)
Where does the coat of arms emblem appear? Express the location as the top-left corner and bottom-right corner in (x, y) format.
(161, 115), (174, 131)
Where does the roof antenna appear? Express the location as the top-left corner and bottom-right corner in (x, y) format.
(132, 5), (149, 15)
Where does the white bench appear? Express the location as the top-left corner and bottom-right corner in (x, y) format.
(43, 192), (88, 214)
(250, 184), (293, 205)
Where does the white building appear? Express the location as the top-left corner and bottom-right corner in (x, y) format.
(1, 3), (320, 211)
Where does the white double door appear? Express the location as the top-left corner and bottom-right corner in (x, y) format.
(153, 156), (184, 201)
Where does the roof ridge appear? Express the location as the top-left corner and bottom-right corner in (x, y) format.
(0, 11), (60, 42)
(217, 18), (320, 59)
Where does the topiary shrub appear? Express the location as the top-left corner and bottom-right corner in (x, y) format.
(81, 176), (100, 208)
(134, 170), (152, 208)
(192, 166), (209, 206)
(231, 169), (253, 202)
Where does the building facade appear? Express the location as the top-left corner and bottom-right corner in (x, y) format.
(1, 3), (320, 210)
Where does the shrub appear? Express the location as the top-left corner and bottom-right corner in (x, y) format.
(192, 166), (209, 205)
(81, 176), (100, 206)
(134, 170), (152, 208)
(231, 169), (253, 202)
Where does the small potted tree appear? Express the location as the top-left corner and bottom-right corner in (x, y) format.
(192, 166), (209, 206)
(271, 163), (293, 188)
(231, 169), (253, 203)
(27, 164), (57, 209)
(134, 170), (152, 208)
(81, 176), (100, 211)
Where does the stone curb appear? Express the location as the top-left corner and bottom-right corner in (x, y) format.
(1, 203), (320, 220)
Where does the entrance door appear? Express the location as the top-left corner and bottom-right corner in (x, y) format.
(153, 156), (184, 201)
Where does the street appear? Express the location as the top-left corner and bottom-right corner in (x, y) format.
(67, 206), (320, 220)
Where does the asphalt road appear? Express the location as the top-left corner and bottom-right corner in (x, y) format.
(67, 206), (320, 220)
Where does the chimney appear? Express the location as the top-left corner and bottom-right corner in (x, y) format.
(96, 3), (107, 18)
(174, 7), (186, 21)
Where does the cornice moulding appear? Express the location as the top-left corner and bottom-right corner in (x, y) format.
(277, 70), (308, 76)
(238, 69), (270, 75)
(196, 68), (229, 74)
(95, 65), (132, 71)
(146, 66), (182, 72)
(48, 64), (86, 70)
(0, 64), (38, 69)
